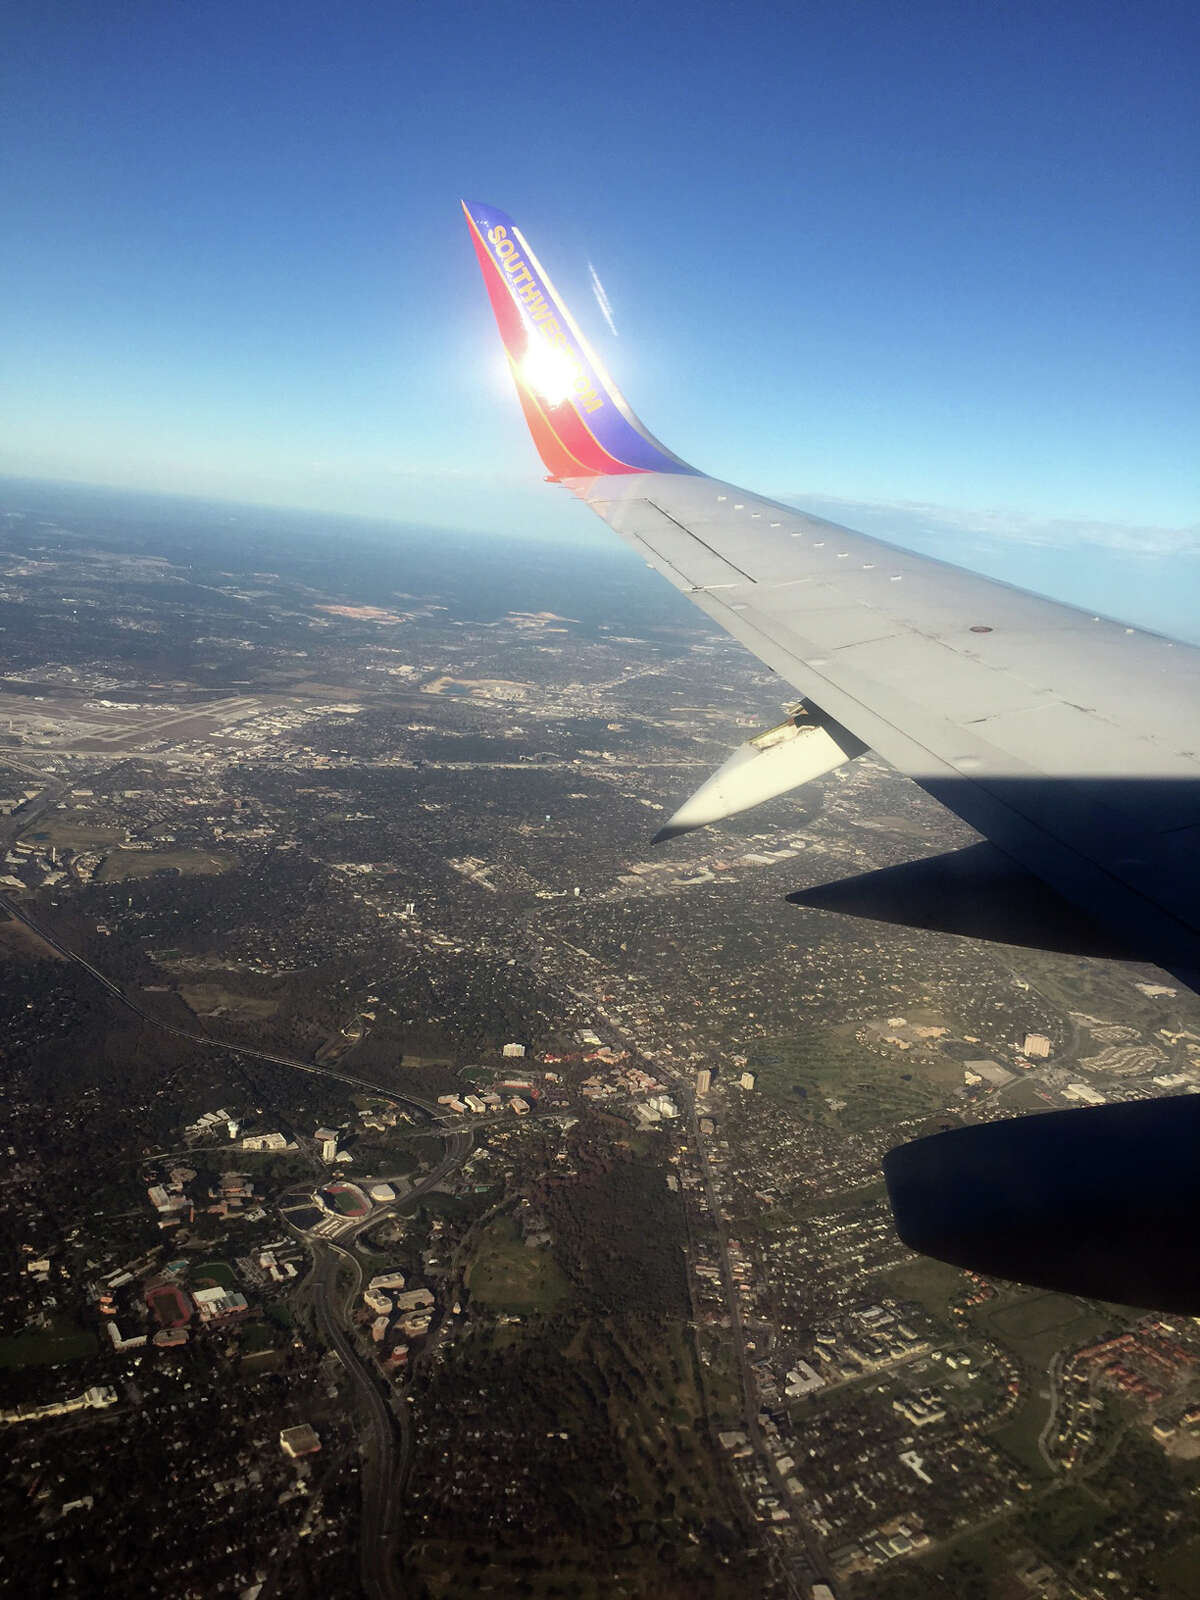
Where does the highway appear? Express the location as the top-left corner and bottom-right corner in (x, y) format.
(301, 1136), (473, 1600)
(0, 881), (451, 1123)
(308, 1236), (399, 1600)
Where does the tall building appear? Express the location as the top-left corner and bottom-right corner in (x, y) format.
(739, 1071), (756, 1091)
(315, 1126), (339, 1163)
(695, 1068), (712, 1097)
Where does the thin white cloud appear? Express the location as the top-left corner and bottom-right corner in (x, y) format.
(587, 262), (618, 337)
(789, 492), (1200, 559)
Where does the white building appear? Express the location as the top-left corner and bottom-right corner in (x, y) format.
(1064, 1082), (1106, 1106)
(394, 1288), (434, 1312)
(363, 1272), (407, 1315)
(243, 1131), (287, 1152)
(105, 1322), (147, 1353)
(785, 1360), (825, 1397)
(193, 1286), (249, 1323)
(0, 1386), (118, 1426)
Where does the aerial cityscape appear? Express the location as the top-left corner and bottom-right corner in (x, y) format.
(4, 0), (1197, 1592)
(1, 479), (1199, 1598)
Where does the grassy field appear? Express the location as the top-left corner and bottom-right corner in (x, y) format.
(1020, 955), (1173, 1035)
(884, 1253), (970, 1320)
(240, 1349), (283, 1376)
(179, 984), (279, 1019)
(349, 1142), (418, 1176)
(97, 847), (233, 882)
(193, 1259), (237, 1289)
(699, 1333), (746, 1429)
(465, 1216), (569, 1315)
(748, 1024), (961, 1133)
(997, 1075), (1061, 1113)
(0, 1322), (97, 1368)
(977, 1290), (1118, 1369)
(981, 1290), (1120, 1482)
(0, 917), (64, 961)
(989, 1392), (1055, 1482)
(22, 817), (123, 850)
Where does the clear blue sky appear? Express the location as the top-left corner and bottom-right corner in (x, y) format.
(2, 3), (1196, 577)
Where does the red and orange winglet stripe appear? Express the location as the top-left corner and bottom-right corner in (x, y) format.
(464, 208), (635, 476)
(462, 201), (696, 479)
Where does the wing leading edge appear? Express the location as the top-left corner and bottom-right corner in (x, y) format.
(463, 199), (1200, 989)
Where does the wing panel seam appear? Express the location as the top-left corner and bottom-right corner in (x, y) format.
(642, 499), (758, 584)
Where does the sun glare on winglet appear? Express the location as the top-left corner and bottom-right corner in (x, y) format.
(518, 334), (576, 408)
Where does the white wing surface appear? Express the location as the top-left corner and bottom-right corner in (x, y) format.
(464, 201), (1200, 981)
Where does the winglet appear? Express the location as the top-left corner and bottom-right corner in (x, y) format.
(461, 200), (695, 479)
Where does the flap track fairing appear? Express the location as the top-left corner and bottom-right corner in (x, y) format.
(652, 703), (867, 844)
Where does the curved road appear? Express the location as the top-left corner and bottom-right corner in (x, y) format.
(300, 1136), (472, 1600)
(0, 887), (450, 1121)
(309, 1236), (400, 1600)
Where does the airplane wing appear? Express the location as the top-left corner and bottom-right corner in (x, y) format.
(463, 199), (1200, 987)
(464, 200), (1200, 1311)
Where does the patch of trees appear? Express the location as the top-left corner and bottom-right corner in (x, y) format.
(540, 1148), (689, 1320)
